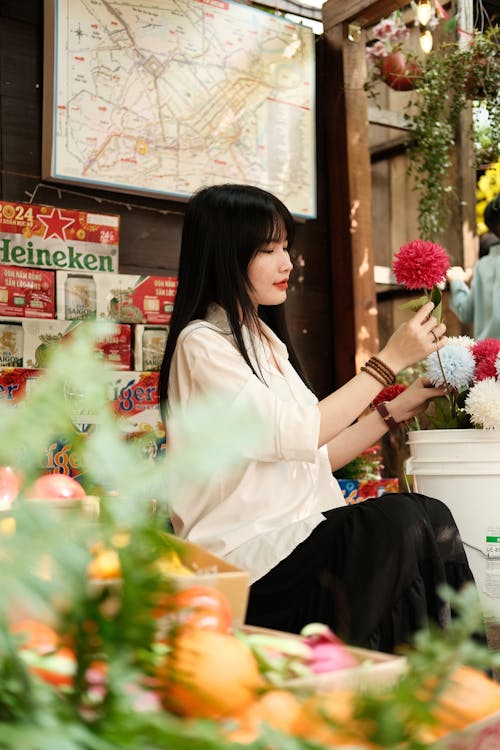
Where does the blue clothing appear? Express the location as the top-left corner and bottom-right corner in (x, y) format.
(449, 243), (500, 340)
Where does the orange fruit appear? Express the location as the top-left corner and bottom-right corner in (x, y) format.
(156, 627), (264, 719)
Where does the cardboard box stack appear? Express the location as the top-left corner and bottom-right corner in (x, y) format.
(0, 198), (175, 477)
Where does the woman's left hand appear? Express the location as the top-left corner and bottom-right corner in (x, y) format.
(388, 377), (447, 424)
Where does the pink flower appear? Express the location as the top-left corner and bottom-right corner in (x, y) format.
(366, 41), (387, 63)
(392, 240), (450, 290)
(372, 19), (398, 40)
(371, 383), (407, 408)
(472, 339), (500, 381)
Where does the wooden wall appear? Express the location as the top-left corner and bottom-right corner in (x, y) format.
(0, 1), (337, 398)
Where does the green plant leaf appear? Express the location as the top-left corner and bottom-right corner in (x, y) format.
(400, 294), (430, 312)
(430, 285), (443, 322)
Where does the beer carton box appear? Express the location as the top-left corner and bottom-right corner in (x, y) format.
(109, 371), (166, 460)
(20, 319), (132, 370)
(0, 266), (55, 318)
(0, 200), (119, 273)
(0, 322), (24, 367)
(133, 324), (169, 371)
(56, 271), (177, 325)
(0, 367), (41, 405)
(338, 478), (399, 504)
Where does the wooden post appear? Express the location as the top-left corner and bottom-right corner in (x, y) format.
(321, 0), (408, 384)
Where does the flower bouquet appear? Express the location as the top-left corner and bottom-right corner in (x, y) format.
(388, 239), (500, 430)
(424, 336), (500, 429)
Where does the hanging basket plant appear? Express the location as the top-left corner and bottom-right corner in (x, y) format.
(366, 17), (500, 240)
(403, 24), (500, 239)
(366, 14), (423, 92)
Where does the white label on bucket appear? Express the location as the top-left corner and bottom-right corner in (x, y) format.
(485, 530), (500, 598)
(486, 532), (500, 559)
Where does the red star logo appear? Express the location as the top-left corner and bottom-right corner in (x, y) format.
(37, 208), (75, 240)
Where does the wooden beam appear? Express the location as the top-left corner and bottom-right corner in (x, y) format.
(322, 0), (409, 32)
(322, 26), (380, 384)
(368, 106), (410, 130)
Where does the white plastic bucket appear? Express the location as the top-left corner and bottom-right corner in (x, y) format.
(406, 430), (500, 620)
(407, 428), (500, 461)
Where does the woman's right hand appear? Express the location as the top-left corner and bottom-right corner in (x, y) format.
(378, 300), (447, 375)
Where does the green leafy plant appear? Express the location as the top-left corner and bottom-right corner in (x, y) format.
(404, 25), (500, 239)
(0, 323), (499, 749)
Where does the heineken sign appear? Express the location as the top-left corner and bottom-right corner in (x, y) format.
(0, 201), (119, 273)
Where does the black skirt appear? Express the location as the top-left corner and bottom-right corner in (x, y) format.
(245, 492), (476, 653)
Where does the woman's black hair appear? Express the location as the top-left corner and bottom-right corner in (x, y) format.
(158, 183), (309, 418)
(484, 193), (500, 236)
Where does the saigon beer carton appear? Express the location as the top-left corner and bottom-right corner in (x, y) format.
(56, 271), (177, 324)
(19, 318), (132, 370)
(133, 324), (169, 371)
(0, 265), (55, 318)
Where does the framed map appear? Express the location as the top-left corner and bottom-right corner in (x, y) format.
(43, 0), (317, 218)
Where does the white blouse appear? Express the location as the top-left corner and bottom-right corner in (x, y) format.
(167, 304), (345, 583)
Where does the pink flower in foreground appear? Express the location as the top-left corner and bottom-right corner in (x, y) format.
(371, 383), (407, 408)
(392, 240), (450, 290)
(472, 338), (500, 381)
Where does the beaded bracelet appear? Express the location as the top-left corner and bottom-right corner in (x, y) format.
(361, 356), (396, 387)
(367, 356), (396, 384)
(360, 365), (388, 387)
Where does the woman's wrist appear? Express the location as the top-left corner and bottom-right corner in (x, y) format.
(374, 401), (400, 431)
(376, 348), (404, 377)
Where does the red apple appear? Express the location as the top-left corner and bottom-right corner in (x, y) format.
(26, 473), (86, 500)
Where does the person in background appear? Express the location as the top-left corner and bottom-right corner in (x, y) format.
(159, 183), (475, 653)
(447, 194), (500, 339)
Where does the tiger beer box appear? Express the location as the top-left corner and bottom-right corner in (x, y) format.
(0, 367), (41, 405)
(0, 200), (119, 273)
(56, 271), (177, 325)
(108, 371), (166, 458)
(0, 266), (55, 318)
(19, 319), (132, 370)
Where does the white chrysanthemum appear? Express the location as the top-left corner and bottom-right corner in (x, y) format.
(496, 352), (500, 379)
(425, 344), (475, 389)
(465, 378), (500, 429)
(446, 335), (475, 349)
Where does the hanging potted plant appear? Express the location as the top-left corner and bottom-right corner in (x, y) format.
(366, 13), (423, 91)
(403, 24), (500, 239)
(366, 17), (500, 240)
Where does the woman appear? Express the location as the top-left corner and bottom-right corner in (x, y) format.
(447, 194), (500, 340)
(159, 183), (474, 653)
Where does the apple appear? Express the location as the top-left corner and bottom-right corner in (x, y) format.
(26, 473), (86, 501)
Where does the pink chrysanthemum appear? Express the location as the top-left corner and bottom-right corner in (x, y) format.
(371, 383), (407, 408)
(392, 240), (450, 290)
(471, 338), (500, 381)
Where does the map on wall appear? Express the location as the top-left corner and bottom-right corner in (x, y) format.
(42, 0), (317, 218)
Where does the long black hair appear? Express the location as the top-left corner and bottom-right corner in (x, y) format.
(158, 183), (309, 418)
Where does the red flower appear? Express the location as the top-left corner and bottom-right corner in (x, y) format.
(471, 338), (500, 381)
(392, 240), (450, 290)
(370, 384), (407, 408)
